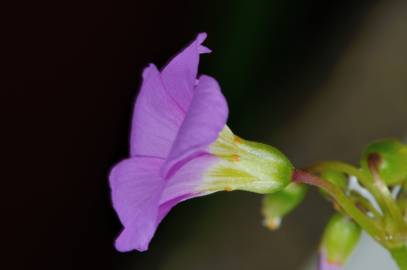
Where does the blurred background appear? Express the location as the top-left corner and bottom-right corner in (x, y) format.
(3, 0), (407, 269)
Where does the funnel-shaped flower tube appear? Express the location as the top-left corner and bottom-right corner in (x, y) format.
(319, 214), (361, 270)
(109, 33), (293, 252)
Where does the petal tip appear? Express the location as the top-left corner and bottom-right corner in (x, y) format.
(196, 32), (207, 43)
(114, 227), (151, 252)
(142, 63), (158, 79)
(199, 46), (211, 54)
(196, 32), (211, 54)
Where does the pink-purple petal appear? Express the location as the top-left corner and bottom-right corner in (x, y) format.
(156, 154), (219, 226)
(161, 32), (211, 112)
(160, 154), (218, 204)
(130, 64), (185, 158)
(111, 33), (231, 253)
(109, 157), (164, 252)
(110, 154), (220, 252)
(163, 75), (228, 175)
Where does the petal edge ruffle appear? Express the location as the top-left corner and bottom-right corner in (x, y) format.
(161, 32), (211, 112)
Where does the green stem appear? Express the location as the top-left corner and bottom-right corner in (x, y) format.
(350, 193), (383, 221)
(309, 161), (390, 217)
(390, 245), (407, 270)
(368, 159), (407, 233)
(308, 161), (368, 186)
(292, 169), (385, 242)
(310, 161), (407, 246)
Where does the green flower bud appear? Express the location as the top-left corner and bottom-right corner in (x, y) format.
(320, 214), (361, 266)
(361, 139), (407, 185)
(261, 183), (307, 230)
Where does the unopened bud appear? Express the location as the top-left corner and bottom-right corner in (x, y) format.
(361, 139), (407, 185)
(261, 183), (307, 230)
(320, 214), (361, 269)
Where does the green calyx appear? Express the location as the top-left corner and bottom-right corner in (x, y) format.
(361, 139), (407, 185)
(236, 139), (294, 193)
(321, 214), (361, 266)
(207, 126), (293, 194)
(262, 183), (307, 230)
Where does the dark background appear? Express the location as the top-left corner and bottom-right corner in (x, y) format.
(4, 0), (407, 269)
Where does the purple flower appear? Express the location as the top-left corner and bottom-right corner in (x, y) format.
(109, 33), (293, 252)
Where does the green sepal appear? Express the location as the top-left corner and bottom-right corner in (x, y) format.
(261, 183), (307, 230)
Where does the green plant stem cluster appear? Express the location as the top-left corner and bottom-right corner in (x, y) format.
(308, 161), (407, 247)
(293, 157), (407, 269)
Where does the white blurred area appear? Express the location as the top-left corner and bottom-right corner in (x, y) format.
(302, 233), (398, 270)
